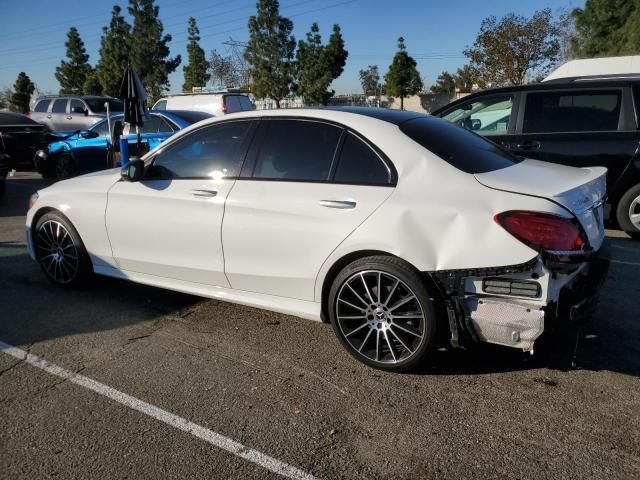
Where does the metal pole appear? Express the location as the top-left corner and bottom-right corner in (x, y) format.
(105, 102), (113, 168)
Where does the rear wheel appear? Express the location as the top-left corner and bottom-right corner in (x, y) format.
(34, 212), (92, 286)
(328, 256), (439, 372)
(615, 184), (640, 240)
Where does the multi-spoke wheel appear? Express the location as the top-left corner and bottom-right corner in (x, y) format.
(329, 256), (439, 371)
(34, 212), (91, 286)
(616, 183), (640, 240)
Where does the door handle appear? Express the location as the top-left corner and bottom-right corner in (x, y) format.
(515, 140), (541, 150)
(66, 116), (72, 120)
(191, 189), (218, 198)
(46, 115), (52, 119)
(319, 199), (356, 209)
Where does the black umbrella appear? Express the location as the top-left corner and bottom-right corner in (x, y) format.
(118, 65), (148, 129)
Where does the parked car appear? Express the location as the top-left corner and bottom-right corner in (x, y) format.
(0, 112), (50, 168)
(152, 92), (253, 116)
(30, 95), (124, 132)
(25, 108), (608, 371)
(431, 75), (640, 239)
(35, 110), (212, 179)
(0, 154), (8, 198)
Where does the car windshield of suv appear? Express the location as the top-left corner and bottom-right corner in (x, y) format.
(400, 116), (522, 174)
(85, 99), (124, 113)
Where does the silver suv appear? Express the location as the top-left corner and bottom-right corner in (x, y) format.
(30, 96), (124, 132)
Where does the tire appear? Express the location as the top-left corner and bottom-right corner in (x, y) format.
(328, 255), (439, 372)
(0, 177), (5, 198)
(34, 211), (92, 286)
(615, 183), (640, 240)
(55, 153), (74, 180)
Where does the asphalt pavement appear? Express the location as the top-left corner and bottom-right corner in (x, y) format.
(1, 171), (639, 479)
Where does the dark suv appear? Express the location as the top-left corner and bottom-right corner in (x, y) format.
(30, 95), (124, 132)
(432, 76), (640, 239)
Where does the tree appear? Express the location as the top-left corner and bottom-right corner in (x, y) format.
(128, 0), (181, 102)
(244, 0), (296, 108)
(455, 64), (482, 92)
(209, 49), (236, 87)
(384, 37), (423, 110)
(83, 69), (103, 95)
(572, 0), (640, 58)
(10, 72), (35, 113)
(183, 17), (210, 92)
(431, 71), (456, 95)
(55, 27), (92, 95)
(359, 65), (380, 96)
(96, 5), (131, 97)
(295, 23), (348, 105)
(464, 9), (560, 86)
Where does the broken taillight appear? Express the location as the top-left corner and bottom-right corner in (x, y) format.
(494, 210), (587, 254)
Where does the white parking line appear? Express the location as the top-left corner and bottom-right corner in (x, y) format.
(610, 260), (640, 267)
(0, 340), (317, 480)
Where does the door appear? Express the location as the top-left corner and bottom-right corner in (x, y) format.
(222, 119), (395, 301)
(438, 94), (517, 149)
(507, 88), (639, 198)
(105, 120), (256, 286)
(68, 99), (89, 130)
(31, 99), (51, 127)
(49, 98), (69, 131)
(71, 116), (122, 174)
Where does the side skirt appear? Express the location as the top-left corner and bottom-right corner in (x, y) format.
(93, 265), (323, 322)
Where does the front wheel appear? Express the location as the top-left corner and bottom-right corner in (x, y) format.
(55, 153), (75, 180)
(328, 256), (439, 372)
(34, 212), (92, 286)
(615, 184), (640, 240)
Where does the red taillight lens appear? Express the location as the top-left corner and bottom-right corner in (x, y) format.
(222, 99), (227, 114)
(494, 210), (586, 252)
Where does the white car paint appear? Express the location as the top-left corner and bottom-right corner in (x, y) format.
(26, 108), (607, 354)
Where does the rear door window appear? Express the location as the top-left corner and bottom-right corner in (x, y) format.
(252, 119), (341, 181)
(441, 96), (513, 136)
(140, 115), (163, 134)
(334, 132), (391, 185)
(70, 99), (86, 113)
(523, 90), (622, 133)
(34, 99), (51, 112)
(51, 99), (68, 113)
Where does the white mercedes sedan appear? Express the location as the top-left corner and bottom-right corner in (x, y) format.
(26, 108), (609, 371)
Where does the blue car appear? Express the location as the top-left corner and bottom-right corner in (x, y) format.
(35, 110), (211, 179)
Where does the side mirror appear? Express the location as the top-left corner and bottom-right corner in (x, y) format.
(79, 130), (99, 139)
(122, 159), (145, 182)
(470, 118), (482, 130)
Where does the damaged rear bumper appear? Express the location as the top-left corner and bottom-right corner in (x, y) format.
(429, 245), (610, 352)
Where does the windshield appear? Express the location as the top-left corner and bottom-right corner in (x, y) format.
(399, 116), (522, 174)
(85, 99), (124, 113)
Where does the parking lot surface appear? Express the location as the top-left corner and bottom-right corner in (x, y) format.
(1, 172), (639, 479)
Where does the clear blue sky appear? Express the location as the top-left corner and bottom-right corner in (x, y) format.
(0, 0), (583, 96)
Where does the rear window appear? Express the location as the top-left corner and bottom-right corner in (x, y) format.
(85, 98), (124, 113)
(399, 116), (522, 174)
(34, 99), (50, 112)
(523, 90), (621, 133)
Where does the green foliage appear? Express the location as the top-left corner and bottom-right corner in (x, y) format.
(55, 27), (92, 95)
(96, 6), (131, 97)
(384, 37), (423, 110)
(0, 88), (11, 110)
(295, 23), (348, 105)
(359, 65), (380, 96)
(464, 9), (560, 86)
(455, 64), (482, 92)
(182, 17), (210, 92)
(128, 0), (181, 102)
(431, 71), (456, 95)
(572, 0), (640, 57)
(10, 72), (35, 113)
(83, 69), (103, 95)
(244, 0), (296, 107)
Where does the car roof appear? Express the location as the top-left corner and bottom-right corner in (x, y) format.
(0, 112), (41, 126)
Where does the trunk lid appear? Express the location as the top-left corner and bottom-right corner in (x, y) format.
(475, 159), (607, 250)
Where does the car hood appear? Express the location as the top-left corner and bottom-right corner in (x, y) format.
(475, 158), (607, 249)
(42, 167), (121, 194)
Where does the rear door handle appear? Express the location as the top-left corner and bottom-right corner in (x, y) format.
(515, 140), (541, 150)
(191, 189), (218, 198)
(46, 115), (52, 119)
(319, 199), (356, 209)
(66, 116), (72, 120)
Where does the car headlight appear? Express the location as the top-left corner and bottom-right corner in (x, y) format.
(29, 192), (39, 210)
